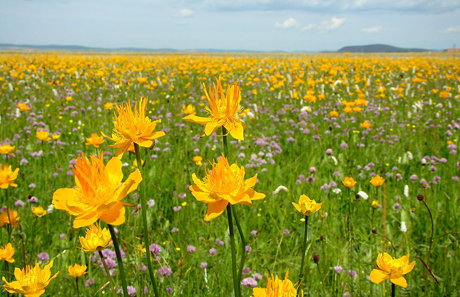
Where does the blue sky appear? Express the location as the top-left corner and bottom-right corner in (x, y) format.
(0, 0), (459, 51)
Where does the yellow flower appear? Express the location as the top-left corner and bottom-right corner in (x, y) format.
(32, 206), (47, 218)
(343, 106), (353, 113)
(0, 144), (15, 155)
(342, 177), (357, 188)
(189, 155), (265, 221)
(2, 261), (59, 297)
(183, 78), (246, 140)
(0, 243), (15, 263)
(68, 264), (87, 278)
(0, 164), (19, 189)
(371, 200), (379, 208)
(330, 110), (338, 117)
(353, 106), (362, 113)
(193, 156), (203, 166)
(52, 152), (142, 228)
(137, 77), (148, 84)
(370, 253), (415, 288)
(136, 244), (146, 254)
(17, 103), (30, 112)
(292, 195), (323, 216)
(85, 133), (105, 148)
(79, 223), (113, 252)
(0, 209), (20, 227)
(252, 270), (301, 297)
(182, 104), (196, 115)
(103, 98), (165, 157)
(52, 133), (61, 140)
(370, 175), (385, 188)
(36, 131), (51, 142)
(360, 120), (371, 129)
(104, 102), (114, 110)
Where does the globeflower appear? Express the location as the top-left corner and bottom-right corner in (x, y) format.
(342, 177), (357, 188)
(330, 110), (338, 117)
(370, 253), (415, 288)
(252, 270), (301, 297)
(183, 78), (246, 140)
(189, 155), (265, 221)
(79, 223), (112, 252)
(0, 243), (15, 263)
(32, 206), (47, 217)
(182, 104), (196, 115)
(370, 175), (385, 188)
(292, 195), (323, 216)
(103, 97), (165, 156)
(360, 120), (371, 129)
(0, 164), (19, 189)
(68, 264), (87, 278)
(36, 131), (51, 142)
(85, 133), (105, 148)
(17, 103), (30, 112)
(52, 152), (142, 228)
(2, 261), (59, 297)
(0, 144), (15, 155)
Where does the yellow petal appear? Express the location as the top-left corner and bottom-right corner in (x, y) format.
(105, 156), (124, 185)
(191, 190), (215, 203)
(204, 200), (228, 221)
(183, 115), (212, 125)
(73, 211), (99, 229)
(227, 122), (244, 140)
(204, 121), (220, 136)
(390, 276), (408, 288)
(244, 174), (258, 191)
(115, 169), (142, 201)
(52, 188), (79, 215)
(403, 261), (416, 275)
(370, 269), (388, 284)
(292, 202), (302, 213)
(100, 203), (126, 226)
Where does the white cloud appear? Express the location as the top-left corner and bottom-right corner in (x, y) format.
(303, 17), (346, 31)
(275, 17), (300, 29)
(178, 9), (194, 17)
(362, 26), (382, 33)
(446, 26), (460, 32)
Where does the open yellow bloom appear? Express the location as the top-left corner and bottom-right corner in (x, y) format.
(36, 131), (51, 142)
(68, 264), (87, 278)
(103, 97), (165, 156)
(0, 243), (15, 263)
(370, 175), (385, 188)
(85, 133), (105, 148)
(32, 206), (47, 218)
(79, 223), (113, 252)
(18, 103), (30, 112)
(193, 156), (203, 166)
(52, 152), (142, 228)
(183, 78), (246, 140)
(0, 209), (20, 227)
(330, 110), (338, 117)
(0, 144), (15, 155)
(370, 253), (415, 288)
(190, 155), (265, 221)
(182, 104), (196, 115)
(0, 164), (19, 189)
(2, 261), (59, 297)
(360, 120), (371, 129)
(342, 177), (357, 188)
(292, 195), (323, 216)
(252, 270), (301, 297)
(52, 133), (61, 140)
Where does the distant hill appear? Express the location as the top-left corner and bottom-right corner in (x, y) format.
(337, 44), (431, 53)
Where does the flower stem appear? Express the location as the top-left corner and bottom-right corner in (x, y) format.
(298, 215), (309, 294)
(98, 250), (117, 297)
(232, 206), (246, 297)
(222, 126), (228, 156)
(76, 277), (80, 297)
(134, 143), (160, 297)
(107, 224), (129, 297)
(226, 204), (240, 297)
(422, 199), (434, 297)
(392, 282), (395, 297)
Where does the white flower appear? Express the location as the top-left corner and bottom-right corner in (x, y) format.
(421, 158), (427, 165)
(357, 191), (368, 200)
(401, 222), (407, 233)
(332, 188), (342, 194)
(331, 156), (338, 166)
(147, 199), (155, 207)
(122, 162), (129, 167)
(47, 204), (54, 214)
(272, 185), (289, 195)
(245, 111), (255, 118)
(404, 185), (409, 198)
(300, 106), (311, 113)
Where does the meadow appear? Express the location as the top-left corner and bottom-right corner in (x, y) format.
(0, 51), (459, 296)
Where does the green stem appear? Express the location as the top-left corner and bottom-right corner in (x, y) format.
(98, 250), (117, 297)
(107, 224), (129, 297)
(422, 200), (434, 297)
(222, 126), (228, 156)
(392, 282), (395, 297)
(134, 143), (160, 297)
(227, 204), (240, 297)
(76, 277), (80, 297)
(233, 206), (246, 296)
(298, 215), (309, 293)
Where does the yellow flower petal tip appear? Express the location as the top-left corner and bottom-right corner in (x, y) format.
(370, 252), (415, 288)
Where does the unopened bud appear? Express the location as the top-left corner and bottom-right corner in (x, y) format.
(313, 254), (319, 263)
(417, 195), (424, 201)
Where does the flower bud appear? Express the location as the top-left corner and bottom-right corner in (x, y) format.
(313, 254), (319, 263)
(417, 195), (424, 201)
